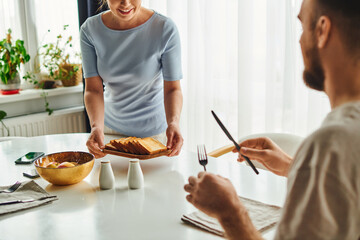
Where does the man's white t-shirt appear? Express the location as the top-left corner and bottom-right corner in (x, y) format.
(275, 101), (360, 239)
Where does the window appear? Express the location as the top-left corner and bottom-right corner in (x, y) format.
(0, 0), (80, 84)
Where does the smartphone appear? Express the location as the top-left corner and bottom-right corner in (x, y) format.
(23, 169), (40, 179)
(15, 152), (45, 164)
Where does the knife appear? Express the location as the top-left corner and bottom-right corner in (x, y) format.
(211, 110), (259, 175)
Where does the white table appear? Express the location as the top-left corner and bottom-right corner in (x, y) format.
(0, 133), (287, 239)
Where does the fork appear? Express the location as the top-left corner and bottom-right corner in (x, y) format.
(0, 181), (21, 193)
(197, 145), (208, 171)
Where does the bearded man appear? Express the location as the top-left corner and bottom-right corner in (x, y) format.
(184, 0), (360, 239)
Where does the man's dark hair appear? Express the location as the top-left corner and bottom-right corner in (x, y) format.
(313, 0), (360, 57)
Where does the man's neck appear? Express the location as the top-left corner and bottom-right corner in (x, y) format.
(324, 57), (360, 109)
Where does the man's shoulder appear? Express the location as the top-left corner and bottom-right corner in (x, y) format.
(292, 122), (359, 171)
(309, 123), (353, 143)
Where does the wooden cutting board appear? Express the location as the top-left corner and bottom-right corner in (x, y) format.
(103, 149), (171, 159)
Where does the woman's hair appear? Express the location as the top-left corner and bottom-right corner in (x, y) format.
(98, 0), (108, 12)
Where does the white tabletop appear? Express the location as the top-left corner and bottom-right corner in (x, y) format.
(0, 133), (287, 239)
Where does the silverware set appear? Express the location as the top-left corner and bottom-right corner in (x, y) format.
(195, 110), (259, 175)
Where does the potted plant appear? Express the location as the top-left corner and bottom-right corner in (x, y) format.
(0, 29), (30, 94)
(40, 25), (82, 87)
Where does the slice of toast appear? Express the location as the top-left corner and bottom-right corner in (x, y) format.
(138, 137), (168, 155)
(129, 138), (148, 155)
(124, 137), (139, 154)
(105, 143), (118, 151)
(111, 137), (132, 153)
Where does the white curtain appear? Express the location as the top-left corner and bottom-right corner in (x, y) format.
(144, 0), (331, 153)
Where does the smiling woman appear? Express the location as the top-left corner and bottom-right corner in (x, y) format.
(80, 0), (184, 158)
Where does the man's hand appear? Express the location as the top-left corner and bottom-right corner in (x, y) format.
(235, 137), (292, 177)
(86, 127), (106, 159)
(184, 172), (262, 240)
(184, 172), (242, 219)
(166, 122), (183, 156)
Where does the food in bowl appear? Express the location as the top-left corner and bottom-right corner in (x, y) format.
(45, 162), (59, 168)
(45, 161), (77, 168)
(57, 161), (76, 168)
(34, 151), (95, 185)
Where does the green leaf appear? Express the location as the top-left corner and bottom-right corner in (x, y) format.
(3, 64), (9, 74)
(0, 110), (6, 121)
(24, 54), (30, 62)
(4, 42), (11, 52)
(16, 39), (24, 48)
(0, 72), (7, 84)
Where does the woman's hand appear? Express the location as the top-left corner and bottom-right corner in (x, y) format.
(86, 127), (106, 159)
(234, 137), (292, 177)
(166, 122), (183, 156)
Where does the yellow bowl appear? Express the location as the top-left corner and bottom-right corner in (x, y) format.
(34, 151), (95, 186)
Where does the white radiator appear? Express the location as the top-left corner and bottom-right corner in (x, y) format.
(0, 106), (86, 137)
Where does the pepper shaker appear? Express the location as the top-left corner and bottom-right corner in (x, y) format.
(127, 159), (144, 189)
(99, 159), (115, 190)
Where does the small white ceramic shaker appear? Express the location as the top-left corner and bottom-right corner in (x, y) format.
(99, 159), (115, 190)
(127, 159), (144, 189)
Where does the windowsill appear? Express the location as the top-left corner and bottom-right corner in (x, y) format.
(0, 84), (83, 104)
(0, 84), (84, 118)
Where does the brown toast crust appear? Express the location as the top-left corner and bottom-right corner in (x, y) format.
(105, 143), (118, 151)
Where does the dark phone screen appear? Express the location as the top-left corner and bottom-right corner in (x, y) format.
(15, 152), (45, 164)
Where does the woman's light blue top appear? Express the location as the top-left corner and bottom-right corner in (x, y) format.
(80, 11), (182, 137)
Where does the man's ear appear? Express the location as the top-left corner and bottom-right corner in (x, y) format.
(316, 16), (332, 49)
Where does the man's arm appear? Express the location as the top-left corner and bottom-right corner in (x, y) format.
(184, 172), (262, 240)
(219, 207), (262, 240)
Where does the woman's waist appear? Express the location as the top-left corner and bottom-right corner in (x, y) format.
(104, 102), (165, 121)
(104, 111), (167, 138)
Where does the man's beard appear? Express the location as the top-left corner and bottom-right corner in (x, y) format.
(303, 39), (325, 91)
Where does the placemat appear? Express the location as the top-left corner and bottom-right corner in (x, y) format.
(0, 180), (57, 215)
(181, 196), (282, 237)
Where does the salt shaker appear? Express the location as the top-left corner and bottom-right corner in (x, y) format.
(127, 159), (144, 189)
(99, 159), (115, 190)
